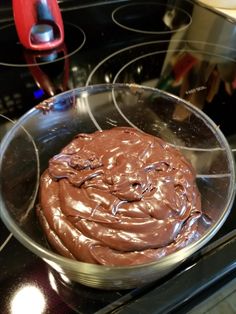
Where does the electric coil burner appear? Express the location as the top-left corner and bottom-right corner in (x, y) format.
(0, 0), (236, 313)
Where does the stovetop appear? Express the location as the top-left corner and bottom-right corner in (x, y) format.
(0, 1), (236, 313)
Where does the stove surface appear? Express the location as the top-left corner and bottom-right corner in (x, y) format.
(0, 1), (236, 313)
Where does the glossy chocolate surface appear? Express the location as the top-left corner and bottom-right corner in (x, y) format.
(37, 127), (202, 266)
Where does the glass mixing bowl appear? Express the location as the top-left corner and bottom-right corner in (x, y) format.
(0, 83), (235, 289)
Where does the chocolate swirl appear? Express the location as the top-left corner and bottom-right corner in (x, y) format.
(37, 127), (202, 266)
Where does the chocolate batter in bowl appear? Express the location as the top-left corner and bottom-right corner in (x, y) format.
(0, 84), (235, 289)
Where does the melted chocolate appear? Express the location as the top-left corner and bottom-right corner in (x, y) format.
(37, 127), (202, 266)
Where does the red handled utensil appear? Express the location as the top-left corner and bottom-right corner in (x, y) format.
(13, 0), (64, 51)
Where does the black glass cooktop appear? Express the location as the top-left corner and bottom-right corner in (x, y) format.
(0, 1), (236, 313)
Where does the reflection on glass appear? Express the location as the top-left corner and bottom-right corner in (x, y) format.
(10, 285), (46, 314)
(48, 271), (58, 293)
